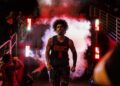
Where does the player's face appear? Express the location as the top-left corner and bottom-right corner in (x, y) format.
(55, 24), (66, 36)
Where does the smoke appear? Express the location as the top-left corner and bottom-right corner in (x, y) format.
(36, 0), (89, 17)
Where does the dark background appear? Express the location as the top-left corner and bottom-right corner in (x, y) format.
(0, 0), (120, 17)
(0, 0), (38, 17)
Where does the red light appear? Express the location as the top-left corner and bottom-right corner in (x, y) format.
(95, 19), (100, 31)
(27, 18), (31, 24)
(95, 46), (100, 60)
(95, 47), (100, 53)
(25, 45), (31, 57)
(27, 18), (32, 31)
(95, 53), (100, 60)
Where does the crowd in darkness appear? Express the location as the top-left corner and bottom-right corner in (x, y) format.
(0, 11), (26, 46)
(0, 0), (38, 46)
(0, 11), (15, 45)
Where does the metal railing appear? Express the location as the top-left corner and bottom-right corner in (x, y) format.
(89, 5), (120, 42)
(0, 33), (18, 56)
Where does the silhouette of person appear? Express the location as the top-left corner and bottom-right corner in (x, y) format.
(45, 19), (77, 86)
(0, 54), (24, 86)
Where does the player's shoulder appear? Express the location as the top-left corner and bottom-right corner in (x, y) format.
(48, 35), (56, 43)
(65, 36), (73, 44)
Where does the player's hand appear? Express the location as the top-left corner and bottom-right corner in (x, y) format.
(47, 63), (53, 71)
(71, 65), (76, 72)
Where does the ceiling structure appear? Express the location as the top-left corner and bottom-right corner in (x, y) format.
(0, 0), (119, 17)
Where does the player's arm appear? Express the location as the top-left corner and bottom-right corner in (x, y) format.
(69, 39), (77, 71)
(45, 38), (53, 70)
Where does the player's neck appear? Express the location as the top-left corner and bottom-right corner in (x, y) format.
(57, 35), (65, 42)
(57, 35), (65, 38)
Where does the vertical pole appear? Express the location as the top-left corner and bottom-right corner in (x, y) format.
(116, 18), (118, 42)
(106, 13), (108, 31)
(9, 36), (12, 55)
(16, 33), (18, 56)
(89, 5), (92, 18)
